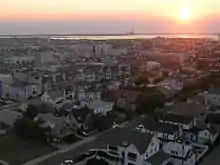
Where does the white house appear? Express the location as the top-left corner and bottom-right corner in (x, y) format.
(7, 82), (40, 100)
(78, 89), (101, 101)
(4, 55), (34, 65)
(197, 128), (218, 144)
(41, 90), (66, 106)
(107, 130), (161, 165)
(82, 100), (114, 115)
(200, 91), (220, 107)
(163, 142), (196, 165)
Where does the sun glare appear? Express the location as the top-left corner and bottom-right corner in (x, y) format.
(179, 7), (191, 22)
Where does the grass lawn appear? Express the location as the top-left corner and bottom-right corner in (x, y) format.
(0, 134), (55, 165)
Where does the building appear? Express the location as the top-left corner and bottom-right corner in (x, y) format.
(163, 142), (196, 165)
(107, 89), (142, 111)
(34, 113), (77, 141)
(7, 82), (40, 100)
(41, 90), (66, 106)
(82, 100), (114, 115)
(141, 119), (179, 141)
(159, 114), (195, 130)
(4, 55), (34, 65)
(107, 130), (161, 165)
(145, 151), (171, 165)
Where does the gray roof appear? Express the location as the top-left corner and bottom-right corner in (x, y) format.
(146, 151), (171, 165)
(110, 130), (153, 154)
(84, 100), (113, 110)
(160, 113), (194, 124)
(142, 118), (179, 135)
(0, 110), (22, 127)
(35, 113), (66, 129)
(47, 90), (64, 99)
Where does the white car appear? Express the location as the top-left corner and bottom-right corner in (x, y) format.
(60, 160), (74, 165)
(136, 124), (144, 130)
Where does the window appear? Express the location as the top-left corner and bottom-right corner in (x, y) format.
(127, 152), (137, 160)
(108, 145), (118, 151)
(151, 142), (154, 146)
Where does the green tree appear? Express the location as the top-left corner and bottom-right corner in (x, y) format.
(135, 87), (167, 114)
(25, 104), (39, 119)
(134, 76), (149, 87)
(13, 118), (48, 142)
(93, 115), (112, 132)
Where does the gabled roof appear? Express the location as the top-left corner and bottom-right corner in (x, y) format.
(168, 102), (205, 118)
(146, 151), (171, 165)
(142, 118), (179, 135)
(46, 90), (64, 99)
(160, 113), (194, 124)
(110, 130), (153, 154)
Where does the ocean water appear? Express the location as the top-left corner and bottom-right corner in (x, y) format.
(50, 34), (218, 40)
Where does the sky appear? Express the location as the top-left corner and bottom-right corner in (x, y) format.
(1, 0), (220, 35)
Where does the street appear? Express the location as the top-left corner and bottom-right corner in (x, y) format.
(39, 117), (144, 165)
(199, 145), (220, 165)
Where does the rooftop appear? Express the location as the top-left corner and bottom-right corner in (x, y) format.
(109, 130), (153, 154)
(146, 151), (171, 165)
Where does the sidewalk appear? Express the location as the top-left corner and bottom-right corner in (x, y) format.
(23, 136), (96, 165)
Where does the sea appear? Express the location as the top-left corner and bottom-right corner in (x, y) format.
(50, 34), (219, 40)
(0, 34), (218, 40)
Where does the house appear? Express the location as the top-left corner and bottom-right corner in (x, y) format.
(145, 150), (171, 165)
(141, 118), (179, 141)
(107, 130), (161, 165)
(82, 100), (114, 115)
(0, 110), (22, 128)
(190, 126), (219, 144)
(200, 90), (220, 108)
(159, 114), (195, 130)
(198, 128), (218, 144)
(187, 94), (210, 109)
(163, 142), (196, 165)
(167, 102), (207, 122)
(107, 89), (142, 111)
(41, 90), (66, 106)
(78, 88), (101, 101)
(34, 113), (77, 141)
(7, 82), (40, 100)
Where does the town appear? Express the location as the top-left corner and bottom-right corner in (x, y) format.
(0, 35), (220, 165)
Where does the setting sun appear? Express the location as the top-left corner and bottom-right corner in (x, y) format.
(179, 7), (191, 22)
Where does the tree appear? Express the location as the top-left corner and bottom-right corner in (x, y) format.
(25, 104), (39, 119)
(93, 115), (112, 132)
(13, 118), (48, 142)
(85, 158), (109, 165)
(135, 87), (167, 115)
(134, 76), (149, 87)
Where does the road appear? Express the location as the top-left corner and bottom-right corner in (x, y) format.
(199, 145), (220, 165)
(39, 117), (144, 165)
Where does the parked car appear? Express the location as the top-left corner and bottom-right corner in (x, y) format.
(60, 160), (74, 165)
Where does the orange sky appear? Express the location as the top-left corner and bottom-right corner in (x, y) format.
(0, 0), (220, 34)
(1, 0), (219, 21)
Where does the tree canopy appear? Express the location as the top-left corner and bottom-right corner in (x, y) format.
(24, 104), (39, 119)
(134, 76), (149, 87)
(135, 87), (167, 114)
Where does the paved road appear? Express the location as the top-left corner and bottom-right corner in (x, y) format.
(39, 118), (144, 165)
(199, 145), (220, 165)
